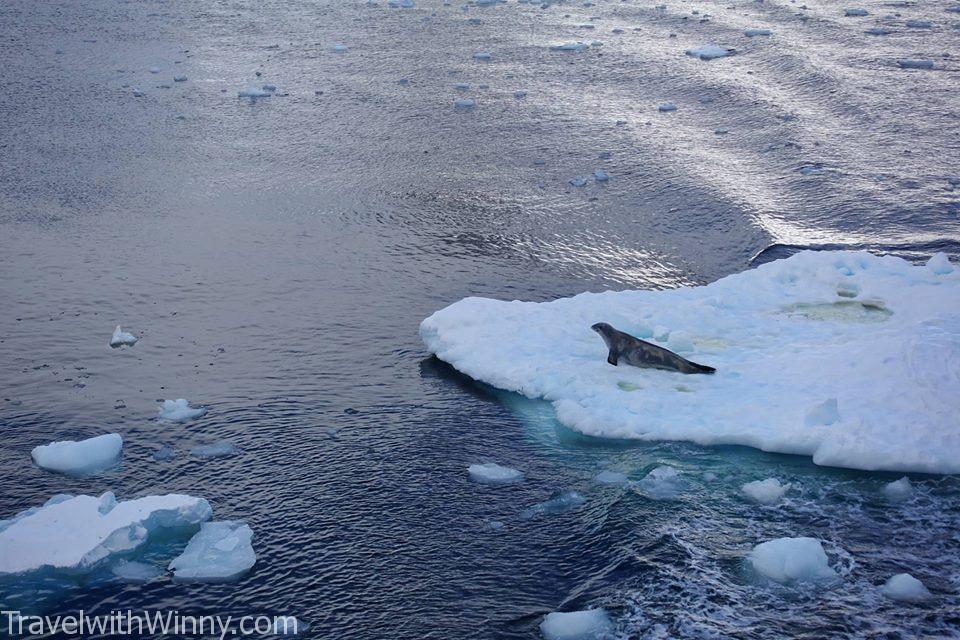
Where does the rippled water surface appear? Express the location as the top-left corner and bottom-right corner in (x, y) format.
(1, 0), (959, 638)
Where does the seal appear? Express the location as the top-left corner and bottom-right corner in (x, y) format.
(591, 322), (716, 374)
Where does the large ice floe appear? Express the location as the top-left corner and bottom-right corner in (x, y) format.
(0, 492), (211, 577)
(420, 251), (960, 474)
(168, 521), (256, 582)
(31, 433), (122, 476)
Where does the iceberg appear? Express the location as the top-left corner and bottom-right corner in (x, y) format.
(881, 573), (931, 602)
(168, 521), (256, 582)
(0, 492), (212, 576)
(110, 325), (137, 347)
(420, 251), (960, 474)
(685, 44), (732, 60)
(158, 398), (206, 422)
(741, 478), (789, 505)
(468, 463), (524, 484)
(747, 537), (838, 584)
(540, 609), (613, 640)
(31, 433), (122, 476)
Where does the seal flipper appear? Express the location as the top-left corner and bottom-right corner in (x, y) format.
(607, 349), (619, 366)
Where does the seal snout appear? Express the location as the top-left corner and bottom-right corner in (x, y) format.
(591, 322), (611, 333)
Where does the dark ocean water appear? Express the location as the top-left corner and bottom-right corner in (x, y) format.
(1, 0), (959, 638)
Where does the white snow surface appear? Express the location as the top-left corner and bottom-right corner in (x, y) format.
(420, 251), (960, 474)
(468, 463), (524, 484)
(31, 433), (123, 476)
(540, 609), (613, 640)
(747, 537), (838, 584)
(168, 520), (256, 582)
(0, 492), (212, 576)
(881, 573), (931, 602)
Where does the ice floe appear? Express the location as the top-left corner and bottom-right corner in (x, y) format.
(540, 609), (613, 640)
(468, 463), (524, 484)
(168, 520), (256, 582)
(158, 398), (206, 422)
(747, 537), (838, 584)
(520, 491), (585, 519)
(685, 44), (732, 60)
(0, 492), (211, 576)
(882, 477), (914, 503)
(420, 251), (960, 474)
(881, 573), (931, 602)
(110, 325), (137, 347)
(31, 433), (122, 476)
(741, 478), (789, 505)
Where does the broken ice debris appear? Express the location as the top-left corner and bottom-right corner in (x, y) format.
(110, 325), (137, 347)
(168, 521), (256, 582)
(594, 169), (609, 182)
(158, 398), (206, 422)
(0, 492), (212, 576)
(190, 441), (239, 458)
(569, 176), (588, 187)
(454, 98), (476, 109)
(741, 478), (789, 505)
(882, 573), (931, 602)
(520, 491), (585, 519)
(882, 477), (914, 503)
(111, 559), (163, 583)
(539, 609), (613, 640)
(685, 44), (732, 60)
(635, 466), (685, 499)
(745, 28), (772, 36)
(514, 89), (527, 98)
(473, 52), (492, 60)
(898, 59), (934, 69)
(659, 103), (677, 112)
(468, 463), (524, 484)
(550, 42), (589, 51)
(747, 537), (838, 584)
(238, 86), (272, 98)
(32, 433), (123, 476)
(844, 8), (868, 16)
(173, 75), (187, 82)
(331, 44), (348, 53)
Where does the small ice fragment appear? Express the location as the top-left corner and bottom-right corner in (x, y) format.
(593, 470), (628, 485)
(844, 8), (868, 16)
(173, 75), (187, 82)
(261, 84), (277, 92)
(272, 617), (309, 636)
(514, 89), (527, 98)
(540, 609), (613, 640)
(168, 521), (256, 582)
(882, 573), (931, 602)
(703, 471), (718, 481)
(454, 82), (470, 91)
(520, 491), (586, 519)
(805, 398), (839, 426)
(593, 169), (609, 182)
(905, 19), (931, 27)
(331, 44), (349, 53)
(866, 27), (891, 34)
(467, 463), (524, 484)
(149, 66), (161, 73)
(110, 325), (137, 347)
(238, 86), (272, 98)
(550, 42), (589, 51)
(190, 441), (239, 458)
(685, 44), (731, 60)
(473, 52), (492, 60)
(569, 176), (588, 187)
(31, 434), (123, 476)
(158, 399), (206, 422)
(882, 477), (914, 503)
(926, 252), (954, 275)
(111, 559), (162, 583)
(898, 59), (934, 69)
(741, 478), (790, 505)
(747, 537), (838, 583)
(745, 28), (772, 36)
(486, 520), (505, 531)
(454, 98), (476, 109)
(715, 128), (729, 135)
(153, 445), (176, 461)
(658, 103), (677, 112)
(636, 466), (685, 499)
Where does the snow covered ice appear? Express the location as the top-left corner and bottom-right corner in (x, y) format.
(158, 398), (206, 422)
(747, 537), (838, 584)
(741, 478), (789, 505)
(110, 325), (137, 347)
(539, 609), (613, 640)
(31, 433), (122, 476)
(685, 44), (732, 60)
(467, 462), (524, 484)
(0, 492), (211, 576)
(168, 521), (256, 582)
(420, 251), (960, 474)
(881, 573), (931, 602)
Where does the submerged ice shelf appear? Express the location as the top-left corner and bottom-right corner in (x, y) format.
(421, 251), (960, 474)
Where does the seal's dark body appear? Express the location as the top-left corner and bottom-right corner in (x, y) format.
(591, 322), (716, 375)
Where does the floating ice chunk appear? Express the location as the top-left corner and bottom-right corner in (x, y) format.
(520, 491), (586, 519)
(866, 26), (892, 34)
(273, 617), (309, 636)
(454, 82), (470, 91)
(190, 441), (239, 458)
(805, 398), (840, 426)
(110, 325), (137, 347)
(747, 537), (837, 584)
(569, 176), (588, 187)
(238, 86), (272, 98)
(149, 66), (161, 74)
(593, 470), (628, 485)
(514, 89), (527, 98)
(685, 44), (732, 60)
(658, 103), (677, 112)
(32, 434), (122, 476)
(927, 252), (954, 275)
(473, 52), (492, 60)
(882, 573), (931, 602)
(168, 521), (255, 582)
(454, 98), (476, 109)
(882, 477), (914, 503)
(0, 492), (211, 576)
(715, 128), (729, 135)
(468, 463), (524, 484)
(153, 445), (176, 461)
(158, 399), (206, 422)
(844, 8), (868, 16)
(331, 44), (348, 53)
(745, 28), (772, 36)
(550, 42), (590, 51)
(898, 59), (934, 69)
(636, 466), (685, 499)
(905, 19), (932, 27)
(486, 520), (505, 531)
(741, 478), (789, 505)
(540, 609), (613, 640)
(173, 74), (187, 82)
(593, 169), (609, 182)
(111, 559), (163, 582)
